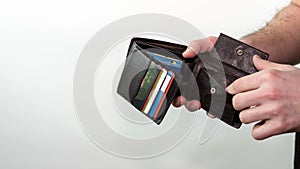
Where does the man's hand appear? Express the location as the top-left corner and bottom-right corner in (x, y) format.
(172, 36), (217, 112)
(227, 55), (300, 140)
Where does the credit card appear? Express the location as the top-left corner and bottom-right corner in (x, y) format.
(142, 69), (167, 114)
(146, 51), (182, 73)
(149, 71), (175, 117)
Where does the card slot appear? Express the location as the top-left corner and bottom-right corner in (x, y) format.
(129, 44), (183, 88)
(133, 42), (183, 64)
(132, 44), (183, 82)
(132, 40), (198, 70)
(117, 49), (152, 103)
(130, 40), (201, 83)
(127, 45), (183, 123)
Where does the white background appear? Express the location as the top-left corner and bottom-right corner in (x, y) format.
(0, 0), (294, 169)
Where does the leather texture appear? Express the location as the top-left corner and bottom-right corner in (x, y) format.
(117, 34), (269, 128)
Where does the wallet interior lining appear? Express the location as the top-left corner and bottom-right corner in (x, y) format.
(123, 43), (183, 124)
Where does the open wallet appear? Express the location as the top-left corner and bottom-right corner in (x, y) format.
(117, 33), (269, 128)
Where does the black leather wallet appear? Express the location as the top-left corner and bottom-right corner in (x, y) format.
(117, 33), (269, 128)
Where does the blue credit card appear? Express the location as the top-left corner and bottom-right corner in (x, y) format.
(146, 51), (182, 73)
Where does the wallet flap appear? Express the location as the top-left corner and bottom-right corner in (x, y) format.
(214, 33), (269, 75)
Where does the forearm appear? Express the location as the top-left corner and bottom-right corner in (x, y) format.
(242, 1), (300, 65)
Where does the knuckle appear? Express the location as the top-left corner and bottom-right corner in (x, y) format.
(270, 104), (284, 117)
(232, 79), (242, 92)
(262, 69), (279, 81)
(233, 80), (240, 89)
(271, 108), (280, 117)
(260, 86), (280, 100)
(268, 89), (280, 100)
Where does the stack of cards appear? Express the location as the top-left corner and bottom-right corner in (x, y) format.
(132, 51), (182, 119)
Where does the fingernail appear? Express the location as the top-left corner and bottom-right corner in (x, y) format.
(226, 85), (234, 94)
(206, 112), (216, 118)
(182, 48), (191, 56)
(190, 104), (199, 111)
(253, 55), (260, 60)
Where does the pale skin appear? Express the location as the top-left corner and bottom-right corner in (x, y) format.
(173, 0), (300, 140)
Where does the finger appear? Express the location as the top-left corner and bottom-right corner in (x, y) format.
(226, 72), (262, 94)
(206, 112), (216, 118)
(252, 120), (278, 140)
(182, 47), (196, 58)
(253, 55), (293, 71)
(239, 105), (271, 124)
(172, 96), (186, 107)
(208, 36), (218, 45)
(185, 100), (201, 112)
(182, 37), (216, 58)
(232, 89), (262, 110)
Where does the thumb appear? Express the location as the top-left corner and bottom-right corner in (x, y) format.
(182, 36), (217, 58)
(253, 55), (283, 71)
